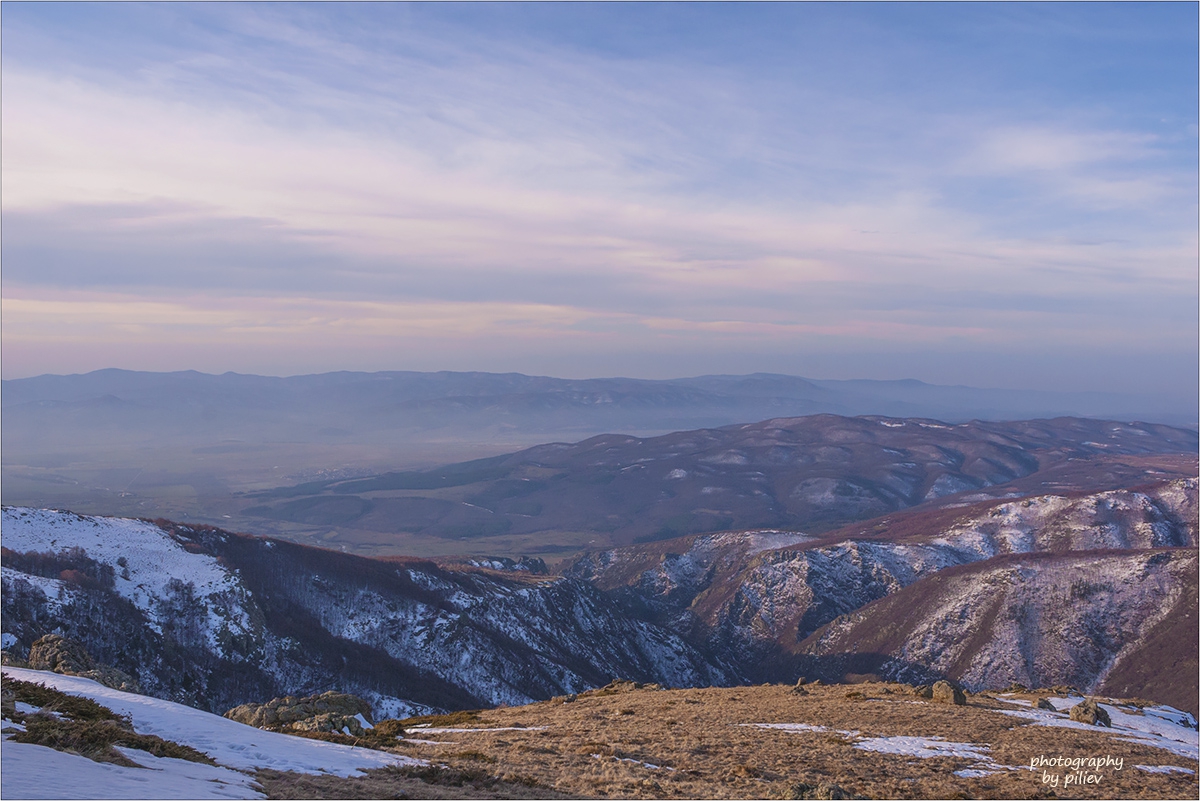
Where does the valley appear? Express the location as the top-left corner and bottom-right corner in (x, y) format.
(5, 370), (1195, 558)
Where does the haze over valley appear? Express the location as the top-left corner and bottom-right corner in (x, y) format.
(4, 368), (1195, 558)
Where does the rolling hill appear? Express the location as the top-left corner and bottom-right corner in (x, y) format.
(235, 415), (1197, 556)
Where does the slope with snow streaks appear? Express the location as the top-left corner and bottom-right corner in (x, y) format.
(2, 508), (258, 655)
(927, 479), (1197, 558)
(566, 477), (1198, 696)
(579, 478), (1194, 629)
(233, 542), (729, 707)
(2, 508), (729, 716)
(798, 549), (1198, 713)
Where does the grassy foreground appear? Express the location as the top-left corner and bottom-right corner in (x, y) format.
(265, 681), (1198, 800)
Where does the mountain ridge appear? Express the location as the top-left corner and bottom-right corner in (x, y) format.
(3, 475), (1195, 717)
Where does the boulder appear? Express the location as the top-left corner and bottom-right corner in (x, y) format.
(584, 678), (654, 697)
(0, 651), (28, 668)
(932, 680), (966, 705)
(1069, 699), (1111, 727)
(291, 712), (371, 736)
(1036, 698), (1056, 711)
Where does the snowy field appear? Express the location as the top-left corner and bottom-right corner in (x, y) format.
(744, 697), (1199, 779)
(1, 739), (263, 800)
(2, 667), (423, 800)
(995, 695), (1199, 761)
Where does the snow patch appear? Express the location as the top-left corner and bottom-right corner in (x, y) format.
(854, 735), (992, 760)
(740, 722), (859, 738)
(1, 737), (263, 800)
(2, 668), (424, 778)
(995, 697), (1199, 761)
(592, 754), (675, 771)
(415, 726), (547, 734)
(746, 723), (1008, 773)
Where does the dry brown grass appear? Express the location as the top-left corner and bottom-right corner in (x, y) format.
(360, 682), (1199, 800)
(255, 763), (570, 799)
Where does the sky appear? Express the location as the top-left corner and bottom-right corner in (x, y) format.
(2, 2), (1197, 404)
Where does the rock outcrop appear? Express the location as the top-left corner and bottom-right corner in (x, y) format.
(26, 634), (141, 693)
(28, 635), (93, 674)
(225, 691), (375, 736)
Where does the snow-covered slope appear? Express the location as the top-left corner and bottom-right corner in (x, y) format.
(1, 739), (261, 800)
(2, 508), (257, 654)
(572, 478), (1195, 636)
(925, 479), (1197, 557)
(1, 507), (726, 715)
(1, 667), (421, 799)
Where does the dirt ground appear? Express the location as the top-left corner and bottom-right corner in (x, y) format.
(261, 681), (1199, 799)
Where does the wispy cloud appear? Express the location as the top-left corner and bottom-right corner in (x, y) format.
(1, 3), (1195, 399)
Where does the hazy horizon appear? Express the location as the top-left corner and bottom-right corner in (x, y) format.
(3, 4), (1197, 406)
(3, 363), (1197, 408)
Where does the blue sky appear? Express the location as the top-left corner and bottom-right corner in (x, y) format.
(2, 2), (1196, 406)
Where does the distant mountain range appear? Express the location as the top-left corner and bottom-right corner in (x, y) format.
(5, 370), (1196, 456)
